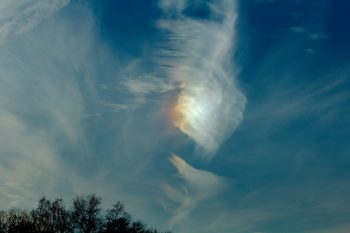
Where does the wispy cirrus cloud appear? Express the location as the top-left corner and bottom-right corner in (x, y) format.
(0, 0), (69, 46)
(0, 1), (100, 208)
(151, 0), (246, 225)
(0, 1), (245, 232)
(156, 0), (246, 159)
(244, 68), (350, 130)
(290, 26), (306, 33)
(164, 154), (229, 224)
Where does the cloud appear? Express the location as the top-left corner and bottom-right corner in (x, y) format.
(123, 74), (175, 96)
(290, 26), (306, 33)
(0, 2), (168, 220)
(158, 0), (188, 13)
(309, 225), (350, 233)
(0, 111), (25, 131)
(0, 0), (69, 46)
(305, 48), (315, 54)
(244, 70), (350, 130)
(308, 33), (328, 40)
(0, 1), (254, 232)
(164, 154), (229, 224)
(0, 1), (103, 208)
(256, 0), (275, 3)
(0, 1), (349, 233)
(156, 0), (246, 159)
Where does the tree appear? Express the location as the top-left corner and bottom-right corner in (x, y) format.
(0, 210), (8, 232)
(103, 202), (131, 233)
(72, 194), (102, 233)
(31, 197), (54, 232)
(7, 208), (35, 233)
(0, 194), (170, 233)
(50, 198), (71, 233)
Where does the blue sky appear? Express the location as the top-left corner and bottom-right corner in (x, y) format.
(0, 1), (349, 233)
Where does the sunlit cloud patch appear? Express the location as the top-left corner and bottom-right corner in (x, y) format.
(158, 0), (246, 159)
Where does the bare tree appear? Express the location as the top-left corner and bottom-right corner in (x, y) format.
(0, 194), (171, 233)
(72, 194), (102, 233)
(103, 202), (131, 233)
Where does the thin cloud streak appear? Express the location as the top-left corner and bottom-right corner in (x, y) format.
(0, 0), (69, 46)
(165, 154), (229, 224)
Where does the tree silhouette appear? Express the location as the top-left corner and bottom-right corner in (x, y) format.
(103, 202), (131, 233)
(30, 197), (71, 233)
(0, 194), (171, 233)
(7, 209), (35, 233)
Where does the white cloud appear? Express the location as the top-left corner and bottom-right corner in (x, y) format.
(0, 1), (245, 232)
(164, 154), (229, 224)
(156, 0), (246, 159)
(0, 1), (99, 209)
(122, 74), (176, 96)
(158, 0), (188, 13)
(0, 0), (69, 46)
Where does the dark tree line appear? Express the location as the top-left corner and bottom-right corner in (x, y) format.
(0, 194), (171, 233)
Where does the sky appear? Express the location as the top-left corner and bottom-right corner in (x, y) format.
(0, 0), (349, 233)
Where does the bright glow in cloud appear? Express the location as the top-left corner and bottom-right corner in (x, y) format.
(156, 0), (245, 223)
(0, 1), (349, 233)
(159, 0), (246, 159)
